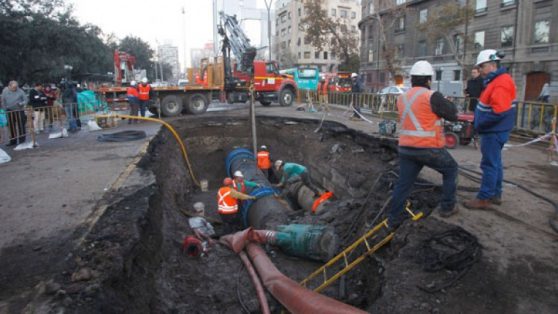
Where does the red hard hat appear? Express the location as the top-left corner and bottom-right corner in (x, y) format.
(223, 177), (233, 186)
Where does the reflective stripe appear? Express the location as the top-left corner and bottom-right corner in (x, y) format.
(218, 190), (238, 214)
(401, 88), (429, 132)
(400, 130), (436, 137)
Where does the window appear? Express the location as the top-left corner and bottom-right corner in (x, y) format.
(453, 70), (461, 81)
(298, 52), (301, 58)
(501, 26), (514, 47)
(324, 51), (328, 60)
(281, 15), (286, 23)
(351, 25), (356, 32)
(475, 0), (487, 13)
(396, 16), (405, 31)
(419, 9), (428, 23)
(501, 0), (515, 7)
(435, 70), (442, 81)
(454, 34), (463, 53)
(435, 38), (444, 55)
(474, 31), (485, 49)
(287, 40), (291, 47)
(418, 40), (427, 56)
(351, 11), (356, 19)
(368, 3), (375, 15)
(397, 44), (404, 58)
(281, 28), (286, 36)
(331, 52), (336, 60)
(288, 26), (291, 33)
(297, 37), (301, 46)
(304, 51), (310, 59)
(304, 37), (309, 44)
(340, 10), (348, 18)
(340, 24), (348, 32)
(298, 8), (301, 16)
(315, 51), (320, 59)
(368, 49), (374, 62)
(534, 20), (550, 44)
(281, 41), (286, 49)
(331, 8), (336, 17)
(396, 0), (406, 4)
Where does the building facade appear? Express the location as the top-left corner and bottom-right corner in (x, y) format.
(273, 0), (361, 72)
(359, 0), (557, 100)
(158, 43), (180, 82)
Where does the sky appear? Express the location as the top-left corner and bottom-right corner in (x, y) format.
(68, 0), (266, 69)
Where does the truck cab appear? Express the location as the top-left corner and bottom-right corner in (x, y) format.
(251, 61), (296, 107)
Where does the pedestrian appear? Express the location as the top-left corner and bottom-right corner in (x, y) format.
(126, 81), (140, 124)
(61, 82), (78, 132)
(538, 82), (550, 103)
(464, 50), (516, 210)
(387, 60), (459, 230)
(217, 177), (256, 233)
(44, 85), (57, 130)
(350, 72), (363, 120)
(137, 78), (151, 118)
(273, 160), (322, 196)
(1, 81), (28, 146)
(188, 202), (216, 246)
(257, 145), (273, 180)
(28, 83), (48, 134)
(318, 77), (330, 113)
(465, 66), (483, 112)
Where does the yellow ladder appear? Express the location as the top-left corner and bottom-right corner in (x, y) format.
(300, 205), (423, 293)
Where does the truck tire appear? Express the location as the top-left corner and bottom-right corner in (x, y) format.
(279, 88), (295, 107)
(161, 95), (183, 117)
(187, 93), (209, 115)
(260, 100), (271, 106)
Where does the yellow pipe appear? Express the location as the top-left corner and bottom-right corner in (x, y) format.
(96, 114), (201, 187)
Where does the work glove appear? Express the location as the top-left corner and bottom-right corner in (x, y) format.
(250, 196), (257, 200)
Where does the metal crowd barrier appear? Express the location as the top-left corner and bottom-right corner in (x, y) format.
(296, 91), (557, 136)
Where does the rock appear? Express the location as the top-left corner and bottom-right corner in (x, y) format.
(71, 268), (92, 282)
(45, 280), (61, 295)
(33, 246), (42, 251)
(83, 284), (100, 297)
(62, 297), (73, 307)
(74, 256), (85, 267)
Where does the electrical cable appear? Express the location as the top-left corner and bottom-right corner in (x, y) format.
(417, 227), (482, 293)
(96, 130), (147, 142)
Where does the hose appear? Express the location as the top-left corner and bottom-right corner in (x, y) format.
(95, 114), (201, 187)
(96, 130), (146, 142)
(238, 251), (271, 314)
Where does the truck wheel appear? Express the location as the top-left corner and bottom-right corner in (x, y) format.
(187, 93), (209, 115)
(161, 95), (183, 117)
(279, 89), (295, 106)
(260, 100), (271, 106)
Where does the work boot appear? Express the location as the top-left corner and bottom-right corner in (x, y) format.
(490, 196), (502, 206)
(463, 198), (492, 210)
(439, 204), (459, 218)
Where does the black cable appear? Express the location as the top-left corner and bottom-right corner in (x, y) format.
(417, 227), (482, 293)
(236, 263), (251, 314)
(97, 130), (147, 142)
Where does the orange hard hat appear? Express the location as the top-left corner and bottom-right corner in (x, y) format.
(223, 177), (233, 186)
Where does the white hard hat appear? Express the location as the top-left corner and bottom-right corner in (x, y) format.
(410, 60), (434, 76)
(260, 145), (267, 150)
(351, 73), (358, 78)
(274, 160), (283, 169)
(193, 202), (205, 213)
(476, 49), (501, 66)
(130, 80), (137, 86)
(233, 170), (243, 178)
(141, 77), (148, 83)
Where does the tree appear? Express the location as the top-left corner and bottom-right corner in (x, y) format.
(119, 36), (154, 73)
(417, 2), (474, 79)
(277, 50), (297, 69)
(300, 0), (359, 70)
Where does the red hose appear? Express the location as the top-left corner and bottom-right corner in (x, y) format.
(245, 243), (366, 314)
(238, 251), (271, 314)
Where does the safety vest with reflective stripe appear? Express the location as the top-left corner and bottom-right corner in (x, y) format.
(232, 180), (246, 193)
(397, 87), (444, 148)
(138, 84), (151, 101)
(217, 186), (238, 215)
(257, 151), (271, 170)
(126, 87), (139, 98)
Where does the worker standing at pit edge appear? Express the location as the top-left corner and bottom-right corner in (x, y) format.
(217, 177), (256, 233)
(126, 81), (139, 124)
(137, 78), (151, 118)
(387, 60), (459, 231)
(464, 50), (516, 210)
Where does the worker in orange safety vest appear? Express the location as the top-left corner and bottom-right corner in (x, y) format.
(126, 81), (139, 124)
(217, 177), (256, 233)
(137, 77), (151, 118)
(387, 60), (459, 231)
(257, 145), (273, 179)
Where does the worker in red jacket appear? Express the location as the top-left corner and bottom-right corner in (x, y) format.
(137, 77), (151, 118)
(126, 81), (139, 124)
